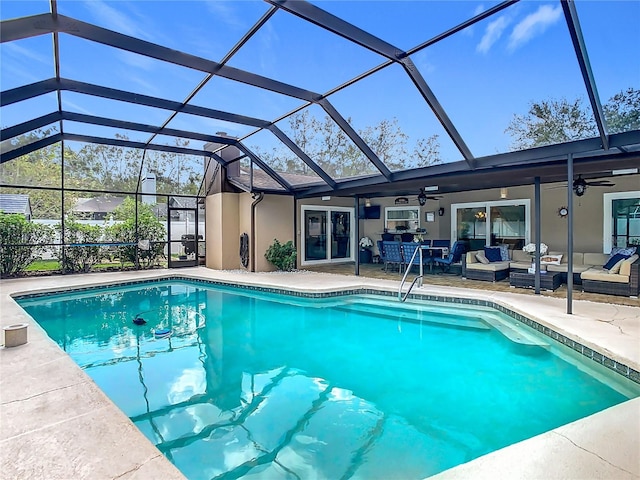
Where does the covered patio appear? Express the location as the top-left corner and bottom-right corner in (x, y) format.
(306, 261), (640, 308)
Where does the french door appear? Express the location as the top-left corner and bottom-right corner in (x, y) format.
(301, 206), (355, 265)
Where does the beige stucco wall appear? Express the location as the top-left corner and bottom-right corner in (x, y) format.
(205, 192), (294, 272)
(205, 193), (239, 270)
(205, 176), (637, 268)
(255, 195), (295, 272)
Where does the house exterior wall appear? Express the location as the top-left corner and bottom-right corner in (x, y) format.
(205, 175), (637, 269)
(205, 192), (294, 272)
(255, 195), (295, 272)
(205, 193), (239, 270)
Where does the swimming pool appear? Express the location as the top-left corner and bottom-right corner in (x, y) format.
(18, 279), (639, 480)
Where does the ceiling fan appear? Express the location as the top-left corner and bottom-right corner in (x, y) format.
(417, 188), (442, 206)
(548, 175), (615, 197)
(571, 175), (615, 196)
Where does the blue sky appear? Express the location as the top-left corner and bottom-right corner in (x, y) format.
(1, 0), (639, 169)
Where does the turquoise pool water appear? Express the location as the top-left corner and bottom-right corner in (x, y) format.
(19, 280), (639, 480)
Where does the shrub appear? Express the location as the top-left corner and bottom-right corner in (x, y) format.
(58, 218), (103, 273)
(107, 198), (166, 269)
(264, 239), (296, 271)
(0, 213), (53, 276)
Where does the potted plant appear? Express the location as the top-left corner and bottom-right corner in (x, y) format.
(523, 242), (548, 273)
(359, 236), (373, 263)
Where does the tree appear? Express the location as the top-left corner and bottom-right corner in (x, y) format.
(107, 198), (166, 268)
(254, 112), (441, 179)
(506, 87), (640, 150)
(0, 213), (53, 276)
(604, 87), (640, 134)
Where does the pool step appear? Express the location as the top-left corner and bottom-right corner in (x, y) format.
(335, 302), (491, 331)
(482, 314), (550, 351)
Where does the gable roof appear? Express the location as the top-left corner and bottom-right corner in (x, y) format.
(0, 194), (31, 216)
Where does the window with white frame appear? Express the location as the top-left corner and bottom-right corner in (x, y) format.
(384, 206), (420, 233)
(451, 200), (530, 251)
(603, 191), (640, 252)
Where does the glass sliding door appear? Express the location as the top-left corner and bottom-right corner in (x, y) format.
(304, 210), (327, 261)
(456, 206), (487, 251)
(490, 205), (526, 250)
(331, 211), (351, 259)
(302, 206), (355, 264)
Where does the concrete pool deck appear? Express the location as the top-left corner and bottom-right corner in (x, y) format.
(1, 267), (638, 479)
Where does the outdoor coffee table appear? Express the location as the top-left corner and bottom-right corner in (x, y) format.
(510, 271), (562, 291)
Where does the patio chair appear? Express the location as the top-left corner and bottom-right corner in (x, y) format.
(402, 242), (431, 272)
(382, 241), (404, 273)
(432, 241), (466, 274)
(381, 232), (395, 241)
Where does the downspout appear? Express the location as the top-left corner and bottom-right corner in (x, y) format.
(250, 192), (264, 272)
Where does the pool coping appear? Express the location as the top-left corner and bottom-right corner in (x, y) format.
(1, 267), (639, 479)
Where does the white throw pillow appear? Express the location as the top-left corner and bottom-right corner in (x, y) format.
(540, 254), (562, 265)
(475, 252), (490, 264)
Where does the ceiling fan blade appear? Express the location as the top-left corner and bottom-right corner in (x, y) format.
(586, 181), (615, 187)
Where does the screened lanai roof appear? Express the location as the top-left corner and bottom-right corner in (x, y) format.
(1, 0), (639, 200)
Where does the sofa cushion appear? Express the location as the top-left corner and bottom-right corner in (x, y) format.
(581, 267), (629, 283)
(466, 251), (479, 264)
(510, 261), (533, 270)
(583, 253), (609, 267)
(475, 252), (490, 264)
(484, 246), (502, 262)
(604, 253), (628, 271)
(497, 244), (510, 261)
(546, 264), (591, 273)
(467, 261), (510, 272)
(620, 254), (639, 276)
(608, 257), (626, 274)
(511, 250), (532, 262)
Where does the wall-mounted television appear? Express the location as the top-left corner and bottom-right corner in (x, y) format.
(359, 205), (381, 219)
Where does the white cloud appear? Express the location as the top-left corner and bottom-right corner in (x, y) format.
(83, 0), (138, 37)
(476, 15), (510, 54)
(205, 0), (245, 30)
(508, 4), (562, 51)
(4, 42), (51, 66)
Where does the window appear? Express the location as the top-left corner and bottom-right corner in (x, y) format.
(604, 191), (640, 252)
(451, 200), (530, 251)
(385, 206), (420, 233)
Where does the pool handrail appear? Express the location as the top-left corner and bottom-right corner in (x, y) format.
(399, 245), (426, 302)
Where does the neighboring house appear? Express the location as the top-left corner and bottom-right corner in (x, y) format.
(73, 196), (125, 220)
(153, 196), (199, 220)
(0, 193), (32, 220)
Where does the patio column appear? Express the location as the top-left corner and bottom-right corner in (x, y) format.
(534, 177), (541, 294)
(355, 196), (360, 276)
(567, 153), (574, 314)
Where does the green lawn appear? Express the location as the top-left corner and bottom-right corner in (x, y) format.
(25, 259), (144, 272)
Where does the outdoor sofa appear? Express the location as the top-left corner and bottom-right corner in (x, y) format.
(581, 254), (640, 297)
(510, 250), (610, 285)
(462, 249), (510, 282)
